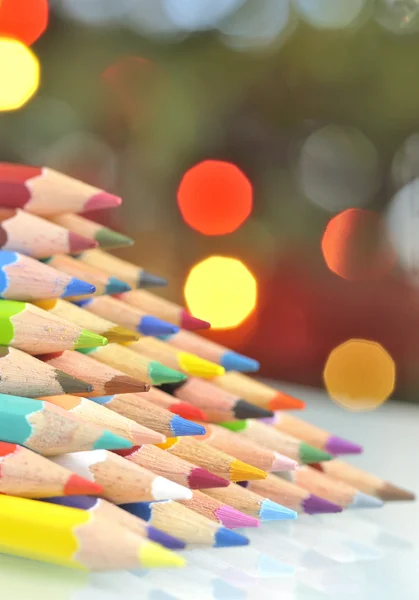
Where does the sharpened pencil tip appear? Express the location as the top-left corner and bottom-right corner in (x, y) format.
(234, 400), (274, 420)
(94, 430), (133, 451)
(178, 352), (225, 379)
(138, 271), (168, 288)
(299, 443), (333, 465)
(105, 326), (139, 344)
(69, 231), (98, 253)
(180, 310), (211, 331)
(138, 315), (179, 336)
(170, 415), (206, 437)
(350, 492), (384, 509)
(151, 476), (193, 501)
(260, 499), (298, 521)
(95, 228), (134, 249)
(188, 468), (230, 489)
(147, 526), (186, 550)
(76, 329), (108, 349)
(269, 392), (305, 411)
(149, 361), (187, 385)
(170, 402), (208, 422)
(139, 541), (186, 568)
(325, 436), (363, 455)
(303, 494), (343, 515)
(216, 506), (260, 529)
(64, 474), (103, 496)
(214, 527), (249, 548)
(62, 278), (96, 298)
(271, 452), (299, 472)
(221, 352), (260, 373)
(105, 277), (131, 294)
(230, 460), (267, 482)
(84, 192), (122, 211)
(54, 369), (93, 394)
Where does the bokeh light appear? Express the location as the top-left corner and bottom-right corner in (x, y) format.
(296, 125), (379, 213)
(391, 133), (419, 190)
(324, 339), (396, 411)
(0, 39), (40, 112)
(55, 0), (136, 26)
(386, 177), (419, 285)
(375, 0), (419, 34)
(163, 0), (243, 31)
(177, 160), (253, 235)
(184, 256), (257, 329)
(124, 0), (185, 40)
(295, 0), (367, 29)
(0, 0), (48, 45)
(321, 209), (395, 281)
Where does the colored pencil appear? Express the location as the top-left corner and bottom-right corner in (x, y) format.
(0, 209), (97, 257)
(91, 393), (206, 438)
(240, 475), (343, 515)
(34, 298), (139, 344)
(159, 378), (274, 421)
(162, 329), (260, 373)
(144, 386), (208, 421)
(39, 350), (149, 396)
(74, 295), (179, 336)
(78, 248), (167, 288)
(0, 494), (184, 571)
(52, 450), (193, 503)
(0, 393), (132, 455)
(0, 250), (95, 301)
(178, 489), (260, 528)
(221, 420), (333, 464)
(263, 412), (363, 455)
(43, 495), (185, 550)
(121, 500), (249, 548)
(45, 255), (131, 296)
(204, 482), (298, 522)
(117, 289), (210, 330)
(0, 299), (107, 354)
(198, 422), (298, 472)
(0, 441), (103, 497)
(114, 445), (229, 489)
(0, 348), (92, 397)
(0, 163), (122, 216)
(279, 466), (384, 509)
(213, 371), (306, 411)
(312, 460), (416, 502)
(41, 395), (166, 446)
(127, 337), (225, 379)
(49, 213), (133, 249)
(79, 344), (187, 385)
(156, 437), (267, 482)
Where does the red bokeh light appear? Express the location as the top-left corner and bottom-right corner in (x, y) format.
(177, 160), (253, 235)
(321, 208), (395, 281)
(0, 0), (48, 46)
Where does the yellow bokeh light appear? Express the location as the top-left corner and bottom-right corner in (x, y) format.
(324, 339), (395, 411)
(184, 256), (257, 329)
(0, 38), (39, 111)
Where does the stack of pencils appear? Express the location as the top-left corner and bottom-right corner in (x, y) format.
(0, 162), (414, 574)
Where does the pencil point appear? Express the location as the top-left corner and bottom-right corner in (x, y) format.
(188, 468), (230, 489)
(230, 460), (267, 482)
(180, 310), (211, 331)
(260, 499), (298, 521)
(84, 192), (122, 212)
(105, 277), (131, 294)
(303, 494), (343, 515)
(105, 375), (150, 394)
(138, 271), (168, 288)
(178, 352), (225, 379)
(139, 541), (186, 568)
(221, 352), (260, 373)
(234, 400), (273, 420)
(325, 436), (363, 455)
(269, 392), (306, 411)
(214, 527), (249, 548)
(138, 315), (179, 336)
(149, 362), (187, 385)
(105, 326), (139, 343)
(62, 278), (96, 298)
(64, 474), (103, 496)
(350, 492), (384, 509)
(271, 452), (299, 472)
(76, 329), (108, 349)
(94, 430), (133, 451)
(171, 402), (208, 421)
(96, 228), (134, 249)
(54, 369), (93, 394)
(170, 415), (206, 436)
(299, 443), (333, 464)
(379, 483), (416, 502)
(68, 232), (98, 254)
(216, 506), (260, 529)
(151, 476), (193, 501)
(147, 526), (186, 550)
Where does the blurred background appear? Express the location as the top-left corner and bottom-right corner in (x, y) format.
(2, 0), (419, 404)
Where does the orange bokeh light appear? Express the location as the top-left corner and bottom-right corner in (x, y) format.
(0, 0), (48, 46)
(177, 160), (253, 235)
(321, 208), (395, 281)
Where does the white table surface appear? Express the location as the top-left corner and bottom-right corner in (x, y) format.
(3, 382), (418, 600)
